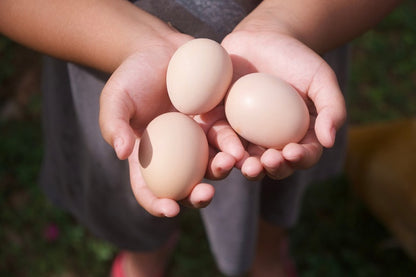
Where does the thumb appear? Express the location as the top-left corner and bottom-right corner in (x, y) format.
(308, 63), (346, 148)
(99, 81), (136, 160)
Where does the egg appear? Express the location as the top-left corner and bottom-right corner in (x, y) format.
(138, 112), (209, 200)
(225, 73), (310, 149)
(166, 38), (233, 115)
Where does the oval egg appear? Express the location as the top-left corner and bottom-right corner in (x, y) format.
(166, 38), (233, 115)
(225, 73), (310, 149)
(138, 112), (209, 200)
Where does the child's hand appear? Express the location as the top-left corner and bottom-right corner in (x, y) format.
(221, 30), (346, 180)
(127, 138), (216, 217)
(98, 36), (245, 217)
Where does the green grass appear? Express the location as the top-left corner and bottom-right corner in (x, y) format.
(1, 1), (416, 276)
(347, 1), (416, 123)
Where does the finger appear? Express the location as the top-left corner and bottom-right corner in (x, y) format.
(282, 141), (322, 169)
(206, 151), (236, 180)
(260, 149), (294, 180)
(180, 183), (215, 209)
(260, 148), (284, 174)
(194, 105), (226, 133)
(241, 144), (265, 180)
(241, 156), (265, 180)
(207, 119), (246, 161)
(281, 122), (323, 169)
(130, 169), (181, 217)
(235, 151), (250, 169)
(128, 140), (180, 217)
(99, 78), (136, 160)
(308, 63), (347, 148)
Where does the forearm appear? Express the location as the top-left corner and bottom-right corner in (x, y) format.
(235, 0), (402, 53)
(0, 0), (181, 72)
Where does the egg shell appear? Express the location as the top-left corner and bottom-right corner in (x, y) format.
(138, 112), (209, 200)
(166, 38), (233, 115)
(225, 73), (310, 149)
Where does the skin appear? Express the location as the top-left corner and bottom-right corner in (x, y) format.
(0, 0), (244, 216)
(0, 0), (402, 276)
(250, 219), (291, 276)
(0, 0), (400, 216)
(221, 0), (402, 181)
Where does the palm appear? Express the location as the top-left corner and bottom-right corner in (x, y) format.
(99, 39), (243, 217)
(222, 31), (346, 179)
(102, 48), (175, 135)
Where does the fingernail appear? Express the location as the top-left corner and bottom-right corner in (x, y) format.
(163, 212), (173, 218)
(160, 207), (171, 218)
(216, 166), (224, 174)
(114, 137), (123, 156)
(196, 200), (206, 209)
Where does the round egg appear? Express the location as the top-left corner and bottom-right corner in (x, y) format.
(138, 112), (209, 200)
(225, 73), (310, 149)
(166, 38), (233, 115)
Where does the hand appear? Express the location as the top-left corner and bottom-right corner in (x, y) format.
(127, 105), (244, 218)
(221, 30), (346, 180)
(99, 35), (245, 217)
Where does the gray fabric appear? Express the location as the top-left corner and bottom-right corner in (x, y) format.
(39, 0), (349, 276)
(40, 57), (178, 251)
(259, 46), (350, 227)
(201, 169), (261, 275)
(200, 46), (350, 275)
(136, 0), (260, 42)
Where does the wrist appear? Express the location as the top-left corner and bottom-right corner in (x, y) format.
(230, 0), (313, 51)
(233, 0), (402, 54)
(119, 29), (192, 72)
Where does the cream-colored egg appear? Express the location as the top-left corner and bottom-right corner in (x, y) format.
(166, 38), (233, 115)
(138, 112), (209, 200)
(225, 73), (310, 149)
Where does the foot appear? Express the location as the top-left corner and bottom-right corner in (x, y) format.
(113, 232), (179, 277)
(249, 219), (297, 277)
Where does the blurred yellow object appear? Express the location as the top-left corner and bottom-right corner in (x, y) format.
(346, 117), (416, 260)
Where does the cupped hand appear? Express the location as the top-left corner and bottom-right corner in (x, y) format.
(127, 138), (216, 217)
(99, 34), (245, 217)
(221, 30), (346, 180)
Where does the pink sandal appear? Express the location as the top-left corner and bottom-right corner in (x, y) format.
(110, 233), (179, 277)
(284, 257), (298, 277)
(110, 252), (127, 277)
(281, 238), (299, 277)
(110, 251), (166, 277)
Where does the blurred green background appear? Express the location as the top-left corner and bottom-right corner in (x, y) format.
(1, 1), (415, 276)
